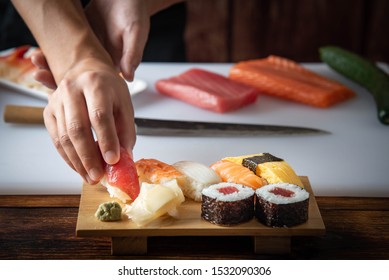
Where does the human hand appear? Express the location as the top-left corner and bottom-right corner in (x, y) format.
(30, 49), (56, 90)
(43, 58), (136, 184)
(85, 0), (150, 81)
(85, 0), (184, 81)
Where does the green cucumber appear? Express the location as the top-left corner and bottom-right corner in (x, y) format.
(319, 45), (389, 125)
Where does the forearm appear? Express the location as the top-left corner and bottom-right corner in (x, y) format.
(11, 0), (113, 84)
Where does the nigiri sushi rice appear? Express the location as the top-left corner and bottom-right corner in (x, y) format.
(173, 161), (221, 201)
(255, 183), (309, 227)
(201, 182), (255, 226)
(124, 179), (185, 226)
(100, 176), (131, 203)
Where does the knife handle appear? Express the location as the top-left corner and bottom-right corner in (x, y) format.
(3, 105), (44, 124)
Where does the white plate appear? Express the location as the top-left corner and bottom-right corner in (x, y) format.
(0, 47), (147, 100)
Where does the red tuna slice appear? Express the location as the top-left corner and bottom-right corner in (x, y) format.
(155, 68), (258, 113)
(105, 147), (140, 200)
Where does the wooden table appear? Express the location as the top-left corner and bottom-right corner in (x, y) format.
(1, 195), (388, 259)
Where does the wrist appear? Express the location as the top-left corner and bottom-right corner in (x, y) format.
(50, 31), (114, 83)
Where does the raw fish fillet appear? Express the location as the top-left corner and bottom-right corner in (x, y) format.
(101, 147), (140, 203)
(155, 68), (258, 113)
(229, 55), (355, 108)
(210, 160), (267, 190)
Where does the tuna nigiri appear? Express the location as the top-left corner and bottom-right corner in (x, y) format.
(210, 160), (267, 190)
(100, 147), (140, 203)
(229, 55), (355, 108)
(155, 68), (258, 113)
(173, 161), (221, 201)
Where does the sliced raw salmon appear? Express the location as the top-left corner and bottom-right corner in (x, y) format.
(229, 55), (355, 108)
(210, 160), (267, 190)
(155, 68), (258, 113)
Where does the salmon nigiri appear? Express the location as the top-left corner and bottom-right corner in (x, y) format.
(229, 55), (355, 108)
(101, 147), (140, 203)
(210, 160), (267, 190)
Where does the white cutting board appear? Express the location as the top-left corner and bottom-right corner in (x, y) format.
(0, 62), (388, 197)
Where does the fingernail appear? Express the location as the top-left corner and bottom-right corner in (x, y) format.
(85, 174), (94, 185)
(89, 168), (102, 181)
(104, 150), (118, 164)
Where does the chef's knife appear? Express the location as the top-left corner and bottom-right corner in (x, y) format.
(3, 105), (329, 136)
(135, 118), (328, 136)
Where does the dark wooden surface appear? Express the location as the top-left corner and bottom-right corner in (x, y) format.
(0, 195), (388, 259)
(184, 0), (389, 63)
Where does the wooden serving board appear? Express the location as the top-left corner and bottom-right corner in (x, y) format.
(76, 176), (325, 255)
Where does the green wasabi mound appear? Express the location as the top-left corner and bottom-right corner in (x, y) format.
(95, 201), (122, 222)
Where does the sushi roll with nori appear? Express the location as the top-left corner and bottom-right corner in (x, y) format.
(201, 183), (255, 226)
(255, 183), (309, 227)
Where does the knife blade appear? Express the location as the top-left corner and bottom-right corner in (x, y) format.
(3, 105), (329, 136)
(135, 118), (329, 136)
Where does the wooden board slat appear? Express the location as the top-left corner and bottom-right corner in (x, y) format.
(76, 176), (325, 238)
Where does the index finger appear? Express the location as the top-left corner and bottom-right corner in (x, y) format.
(63, 90), (104, 182)
(84, 85), (120, 165)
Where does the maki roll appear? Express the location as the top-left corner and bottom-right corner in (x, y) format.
(201, 183), (255, 226)
(255, 183), (309, 227)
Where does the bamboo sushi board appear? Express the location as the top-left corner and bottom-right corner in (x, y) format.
(76, 176), (325, 255)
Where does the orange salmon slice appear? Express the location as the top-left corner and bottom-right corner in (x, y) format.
(229, 55), (355, 108)
(210, 160), (266, 190)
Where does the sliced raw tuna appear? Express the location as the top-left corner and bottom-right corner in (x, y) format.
(155, 68), (258, 113)
(103, 147), (140, 202)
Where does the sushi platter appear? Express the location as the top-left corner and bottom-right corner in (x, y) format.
(76, 176), (325, 255)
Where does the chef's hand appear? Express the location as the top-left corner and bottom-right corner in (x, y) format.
(12, 0), (138, 186)
(85, 0), (184, 81)
(30, 49), (56, 90)
(43, 57), (136, 184)
(31, 0), (184, 85)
